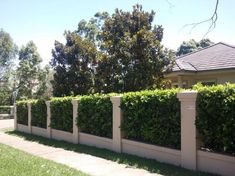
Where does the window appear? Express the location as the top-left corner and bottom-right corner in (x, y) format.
(200, 80), (216, 86)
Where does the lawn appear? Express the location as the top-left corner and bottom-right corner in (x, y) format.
(0, 143), (88, 176)
(6, 130), (217, 176)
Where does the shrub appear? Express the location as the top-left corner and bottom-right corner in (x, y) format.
(0, 106), (12, 114)
(121, 89), (181, 149)
(31, 99), (47, 128)
(77, 94), (113, 138)
(194, 83), (235, 155)
(17, 101), (28, 125)
(50, 97), (74, 132)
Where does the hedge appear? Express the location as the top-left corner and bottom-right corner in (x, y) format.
(121, 89), (181, 149)
(194, 83), (235, 155)
(31, 99), (47, 128)
(0, 106), (12, 114)
(77, 94), (113, 138)
(14, 83), (235, 156)
(17, 101), (28, 125)
(50, 97), (74, 132)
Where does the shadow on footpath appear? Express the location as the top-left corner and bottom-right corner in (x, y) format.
(6, 130), (218, 176)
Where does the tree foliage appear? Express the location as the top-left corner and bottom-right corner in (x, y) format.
(0, 29), (17, 105)
(0, 85), (12, 105)
(17, 41), (49, 99)
(176, 38), (214, 56)
(95, 5), (172, 93)
(0, 29), (17, 82)
(51, 31), (97, 96)
(51, 4), (172, 96)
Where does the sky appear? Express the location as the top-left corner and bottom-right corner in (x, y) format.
(1, 0), (235, 65)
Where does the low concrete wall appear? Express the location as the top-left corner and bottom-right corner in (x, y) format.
(51, 129), (73, 143)
(17, 124), (29, 133)
(122, 139), (181, 166)
(79, 132), (113, 150)
(197, 150), (235, 176)
(32, 126), (47, 138)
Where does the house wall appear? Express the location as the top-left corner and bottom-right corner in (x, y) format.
(168, 71), (235, 88)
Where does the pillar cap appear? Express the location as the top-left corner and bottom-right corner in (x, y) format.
(177, 91), (198, 101)
(71, 99), (79, 105)
(45, 101), (50, 106)
(110, 96), (122, 104)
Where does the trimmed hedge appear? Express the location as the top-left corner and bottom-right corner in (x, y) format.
(31, 99), (47, 128)
(14, 83), (235, 156)
(121, 89), (181, 149)
(77, 94), (113, 138)
(0, 106), (11, 114)
(194, 84), (235, 155)
(50, 97), (74, 132)
(17, 101), (28, 125)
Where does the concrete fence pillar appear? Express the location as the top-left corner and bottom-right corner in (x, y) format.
(10, 106), (14, 116)
(14, 103), (17, 130)
(46, 101), (51, 138)
(177, 91), (198, 170)
(72, 100), (79, 144)
(111, 96), (122, 153)
(27, 103), (32, 133)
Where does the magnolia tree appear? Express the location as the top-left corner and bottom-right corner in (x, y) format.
(51, 4), (174, 96)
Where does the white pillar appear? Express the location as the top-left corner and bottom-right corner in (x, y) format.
(27, 103), (32, 134)
(177, 91), (198, 170)
(111, 96), (122, 153)
(72, 100), (79, 144)
(46, 101), (51, 138)
(10, 106), (14, 116)
(178, 76), (183, 88)
(14, 103), (17, 130)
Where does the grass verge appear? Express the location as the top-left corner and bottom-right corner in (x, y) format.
(0, 143), (88, 176)
(6, 130), (217, 176)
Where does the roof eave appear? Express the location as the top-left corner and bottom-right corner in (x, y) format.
(164, 70), (196, 78)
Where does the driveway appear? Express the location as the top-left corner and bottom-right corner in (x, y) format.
(0, 119), (14, 130)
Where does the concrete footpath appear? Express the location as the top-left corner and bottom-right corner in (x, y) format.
(0, 120), (160, 176)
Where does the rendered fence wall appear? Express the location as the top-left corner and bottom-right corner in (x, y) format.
(79, 132), (113, 150)
(122, 139), (181, 166)
(14, 92), (235, 176)
(197, 150), (235, 176)
(31, 126), (47, 138)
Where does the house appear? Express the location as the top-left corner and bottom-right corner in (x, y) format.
(165, 42), (235, 88)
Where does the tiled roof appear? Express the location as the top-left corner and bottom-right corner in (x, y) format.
(172, 42), (235, 72)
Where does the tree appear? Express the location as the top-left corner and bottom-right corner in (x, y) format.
(95, 4), (171, 93)
(51, 4), (173, 96)
(0, 29), (17, 81)
(0, 85), (11, 105)
(51, 12), (111, 96)
(51, 31), (97, 96)
(0, 29), (17, 105)
(176, 38), (214, 56)
(17, 41), (49, 99)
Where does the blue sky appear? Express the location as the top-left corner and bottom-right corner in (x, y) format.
(1, 0), (235, 65)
